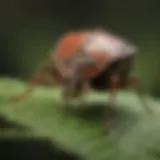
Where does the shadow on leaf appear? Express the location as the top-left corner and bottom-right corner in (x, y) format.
(65, 101), (141, 135)
(0, 138), (80, 160)
(0, 114), (29, 131)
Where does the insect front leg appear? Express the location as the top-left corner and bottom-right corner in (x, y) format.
(11, 61), (56, 101)
(74, 80), (91, 106)
(102, 74), (120, 132)
(62, 67), (84, 107)
(62, 56), (93, 106)
(62, 74), (79, 103)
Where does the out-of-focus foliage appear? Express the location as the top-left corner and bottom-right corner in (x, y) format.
(0, 78), (160, 160)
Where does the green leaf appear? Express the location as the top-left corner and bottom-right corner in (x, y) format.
(0, 77), (160, 160)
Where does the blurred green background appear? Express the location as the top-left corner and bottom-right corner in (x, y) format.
(0, 0), (160, 97)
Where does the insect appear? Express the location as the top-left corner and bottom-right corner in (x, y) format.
(11, 28), (152, 132)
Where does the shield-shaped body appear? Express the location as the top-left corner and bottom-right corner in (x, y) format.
(51, 29), (137, 81)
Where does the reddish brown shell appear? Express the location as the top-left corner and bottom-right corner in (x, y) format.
(51, 28), (136, 80)
(51, 30), (109, 79)
(53, 31), (88, 60)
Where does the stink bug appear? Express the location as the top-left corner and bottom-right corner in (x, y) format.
(11, 28), (152, 132)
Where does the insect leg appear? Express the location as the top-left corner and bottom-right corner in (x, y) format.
(74, 80), (91, 106)
(11, 61), (56, 101)
(62, 56), (93, 104)
(102, 74), (120, 132)
(62, 65), (83, 103)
